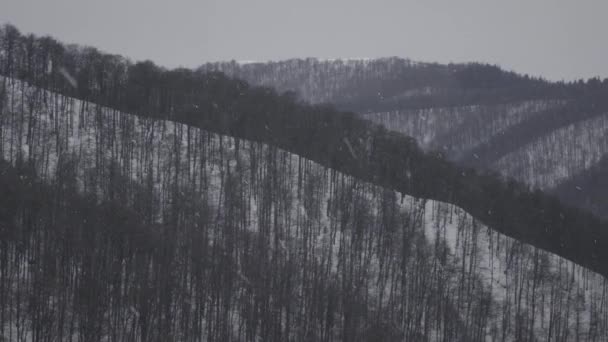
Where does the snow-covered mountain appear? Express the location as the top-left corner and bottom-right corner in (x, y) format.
(1, 24), (608, 341)
(1, 76), (607, 341)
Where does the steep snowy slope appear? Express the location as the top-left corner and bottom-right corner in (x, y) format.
(2, 77), (607, 341)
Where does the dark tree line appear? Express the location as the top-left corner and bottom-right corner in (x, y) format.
(554, 155), (608, 219)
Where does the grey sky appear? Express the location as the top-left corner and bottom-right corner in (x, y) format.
(1, 0), (606, 81)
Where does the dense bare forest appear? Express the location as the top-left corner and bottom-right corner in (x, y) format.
(1, 76), (607, 341)
(1, 24), (608, 341)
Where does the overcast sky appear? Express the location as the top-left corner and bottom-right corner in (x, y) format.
(1, 0), (606, 81)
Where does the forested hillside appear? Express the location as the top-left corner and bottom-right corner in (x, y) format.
(202, 59), (608, 217)
(1, 23), (607, 281)
(1, 24), (608, 341)
(1, 76), (608, 341)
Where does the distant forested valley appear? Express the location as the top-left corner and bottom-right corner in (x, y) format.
(1, 24), (608, 341)
(202, 59), (608, 219)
